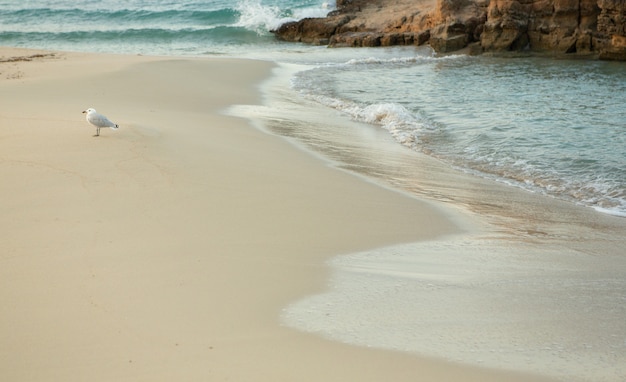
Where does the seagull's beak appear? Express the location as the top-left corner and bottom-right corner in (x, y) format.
(82, 110), (86, 114)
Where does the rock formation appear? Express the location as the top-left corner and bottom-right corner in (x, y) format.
(271, 0), (626, 60)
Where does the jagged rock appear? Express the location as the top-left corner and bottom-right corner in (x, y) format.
(329, 31), (432, 47)
(428, 0), (488, 52)
(381, 31), (432, 46)
(272, 0), (436, 47)
(481, 0), (626, 58)
(481, 0), (596, 52)
(271, 0), (626, 60)
(430, 22), (471, 52)
(330, 32), (381, 47)
(272, 15), (354, 45)
(481, 0), (529, 51)
(597, 0), (626, 60)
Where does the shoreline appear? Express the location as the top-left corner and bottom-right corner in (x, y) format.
(236, 59), (626, 246)
(0, 47), (558, 381)
(234, 59), (626, 381)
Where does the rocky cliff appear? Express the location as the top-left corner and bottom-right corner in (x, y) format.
(271, 0), (626, 60)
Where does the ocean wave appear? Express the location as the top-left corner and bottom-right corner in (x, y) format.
(0, 7), (238, 33)
(299, 90), (432, 148)
(0, 26), (270, 47)
(314, 95), (624, 216)
(234, 0), (335, 35)
(0, 0), (336, 43)
(234, 0), (286, 35)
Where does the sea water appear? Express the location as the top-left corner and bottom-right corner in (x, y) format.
(2, 1), (626, 380)
(1, 0), (623, 216)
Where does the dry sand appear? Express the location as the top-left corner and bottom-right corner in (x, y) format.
(0, 47), (556, 381)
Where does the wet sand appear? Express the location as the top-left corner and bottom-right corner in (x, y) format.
(0, 47), (590, 381)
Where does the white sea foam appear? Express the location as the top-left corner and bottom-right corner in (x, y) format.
(235, 0), (285, 33)
(235, 0), (335, 34)
(340, 52), (473, 67)
(356, 103), (424, 146)
(302, 95), (427, 147)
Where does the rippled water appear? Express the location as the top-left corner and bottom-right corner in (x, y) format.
(293, 53), (626, 216)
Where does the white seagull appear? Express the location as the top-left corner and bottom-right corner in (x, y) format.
(82, 108), (119, 137)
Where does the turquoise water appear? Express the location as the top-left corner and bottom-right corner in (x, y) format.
(1, 0), (624, 215)
(0, 0), (331, 55)
(293, 54), (626, 216)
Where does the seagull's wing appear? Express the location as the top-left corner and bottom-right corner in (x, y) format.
(88, 112), (117, 128)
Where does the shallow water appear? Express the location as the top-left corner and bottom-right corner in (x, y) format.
(232, 62), (626, 381)
(292, 53), (626, 216)
(281, 237), (626, 382)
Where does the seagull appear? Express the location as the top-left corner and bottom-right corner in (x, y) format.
(82, 108), (119, 137)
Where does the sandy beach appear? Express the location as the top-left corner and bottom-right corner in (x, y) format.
(0, 47), (596, 381)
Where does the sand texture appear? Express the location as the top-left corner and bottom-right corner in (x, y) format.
(0, 47), (561, 381)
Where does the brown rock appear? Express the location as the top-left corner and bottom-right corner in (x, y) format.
(427, 0), (489, 52)
(481, 0), (530, 51)
(430, 22), (470, 52)
(271, 0), (626, 60)
(330, 32), (382, 47)
(597, 0), (626, 59)
(272, 15), (354, 45)
(272, 0), (437, 48)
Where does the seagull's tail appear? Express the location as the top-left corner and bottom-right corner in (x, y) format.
(112, 124), (119, 130)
